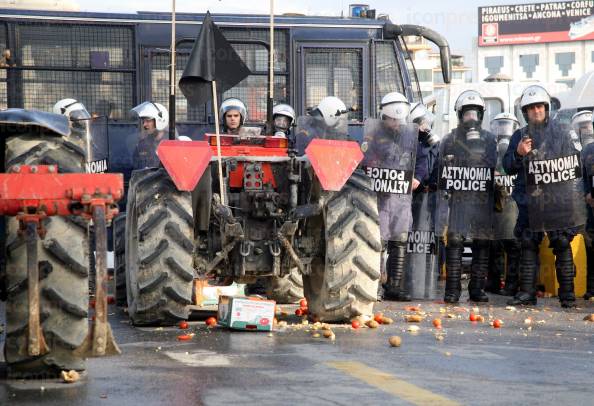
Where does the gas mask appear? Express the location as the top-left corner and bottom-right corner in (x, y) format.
(461, 108), (481, 134)
(273, 114), (291, 137)
(415, 111), (440, 146)
(576, 122), (594, 148)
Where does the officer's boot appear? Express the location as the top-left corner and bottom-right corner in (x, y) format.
(553, 237), (576, 308)
(384, 241), (410, 301)
(485, 241), (503, 294)
(584, 241), (594, 300)
(444, 234), (463, 303)
(377, 248), (387, 301)
(469, 240), (489, 302)
(507, 239), (538, 306)
(501, 239), (521, 296)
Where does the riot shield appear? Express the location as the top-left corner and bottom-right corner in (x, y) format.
(295, 115), (348, 155)
(438, 128), (497, 239)
(360, 118), (418, 241)
(87, 116), (110, 173)
(404, 191), (439, 299)
(492, 123), (518, 240)
(524, 115), (586, 232)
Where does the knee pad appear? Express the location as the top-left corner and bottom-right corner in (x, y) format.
(447, 233), (463, 248)
(549, 234), (571, 252)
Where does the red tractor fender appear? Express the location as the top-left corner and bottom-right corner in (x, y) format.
(157, 140), (213, 191)
(305, 139), (364, 191)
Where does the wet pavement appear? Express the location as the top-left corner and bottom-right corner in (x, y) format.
(1, 290), (594, 405)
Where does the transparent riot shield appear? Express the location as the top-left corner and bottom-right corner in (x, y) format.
(360, 118), (418, 241)
(295, 115), (348, 155)
(87, 116), (109, 173)
(404, 191), (439, 299)
(438, 128), (497, 239)
(524, 114), (587, 232)
(492, 119), (519, 240)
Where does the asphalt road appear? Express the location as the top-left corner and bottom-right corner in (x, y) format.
(1, 290), (594, 405)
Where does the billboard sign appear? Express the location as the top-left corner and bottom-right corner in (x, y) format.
(479, 1), (594, 46)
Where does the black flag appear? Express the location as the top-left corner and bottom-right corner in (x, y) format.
(179, 12), (251, 106)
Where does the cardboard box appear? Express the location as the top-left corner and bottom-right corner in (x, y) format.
(194, 280), (245, 306)
(217, 295), (276, 331)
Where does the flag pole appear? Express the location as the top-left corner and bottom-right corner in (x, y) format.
(267, 0), (274, 132)
(168, 0), (176, 140)
(212, 80), (226, 206)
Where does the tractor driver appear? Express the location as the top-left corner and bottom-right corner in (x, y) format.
(220, 98), (247, 135)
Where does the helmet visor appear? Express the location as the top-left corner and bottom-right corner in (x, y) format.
(490, 119), (518, 138)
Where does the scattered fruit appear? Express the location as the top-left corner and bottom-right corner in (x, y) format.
(351, 320), (361, 329)
(299, 298), (308, 308)
(177, 334), (193, 341)
(583, 314), (594, 322)
(295, 308), (304, 317)
(205, 317), (217, 327)
(407, 325), (420, 333)
(405, 306), (420, 312)
(405, 314), (423, 323)
(366, 320), (380, 329)
(493, 319), (502, 328)
(374, 313), (384, 323)
(61, 370), (80, 383)
(323, 330), (335, 339)
(388, 336), (402, 347)
(380, 316), (394, 325)
(476, 315), (485, 323)
(178, 321), (189, 329)
(469, 313), (478, 322)
(432, 318), (442, 329)
(312, 333), (321, 338)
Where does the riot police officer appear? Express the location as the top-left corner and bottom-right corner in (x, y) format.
(131, 101), (169, 169)
(220, 97), (247, 135)
(272, 103), (296, 137)
(439, 90), (497, 303)
(366, 92), (424, 301)
(503, 85), (585, 307)
(575, 110), (594, 300)
(404, 102), (440, 299)
(487, 113), (522, 296)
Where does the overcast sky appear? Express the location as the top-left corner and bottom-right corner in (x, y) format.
(76, 0), (543, 65)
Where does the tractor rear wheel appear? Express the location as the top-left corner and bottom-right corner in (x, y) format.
(125, 168), (195, 326)
(112, 213), (127, 306)
(265, 268), (303, 304)
(303, 169), (381, 322)
(3, 133), (89, 377)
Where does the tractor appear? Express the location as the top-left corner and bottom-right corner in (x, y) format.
(121, 123), (382, 325)
(0, 109), (122, 377)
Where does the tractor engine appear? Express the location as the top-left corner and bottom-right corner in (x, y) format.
(225, 160), (293, 279)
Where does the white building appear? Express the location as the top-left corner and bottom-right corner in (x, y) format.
(476, 2), (594, 87)
(405, 36), (472, 99)
(477, 40), (594, 87)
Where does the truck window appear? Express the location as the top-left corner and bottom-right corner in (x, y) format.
(151, 28), (290, 124)
(374, 41), (405, 114)
(15, 22), (135, 119)
(302, 47), (363, 122)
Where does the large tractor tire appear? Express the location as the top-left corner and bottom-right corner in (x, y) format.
(265, 268), (303, 304)
(4, 133), (89, 377)
(112, 213), (127, 306)
(125, 168), (195, 326)
(303, 169), (381, 322)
